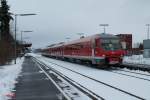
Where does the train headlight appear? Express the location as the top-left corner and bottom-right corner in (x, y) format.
(102, 54), (105, 57)
(120, 55), (124, 58)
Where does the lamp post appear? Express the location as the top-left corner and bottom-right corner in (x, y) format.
(14, 13), (36, 64)
(146, 24), (150, 39)
(99, 24), (109, 34)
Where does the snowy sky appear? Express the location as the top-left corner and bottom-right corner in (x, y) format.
(7, 0), (150, 48)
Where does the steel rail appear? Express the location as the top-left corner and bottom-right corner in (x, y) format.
(38, 57), (145, 100)
(32, 57), (104, 100)
(32, 59), (72, 100)
(119, 63), (150, 72)
(45, 56), (150, 82)
(108, 70), (150, 82)
(116, 69), (150, 77)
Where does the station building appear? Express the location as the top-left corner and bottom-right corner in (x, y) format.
(116, 34), (132, 50)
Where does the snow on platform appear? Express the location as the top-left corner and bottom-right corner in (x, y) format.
(0, 58), (24, 100)
(13, 57), (62, 100)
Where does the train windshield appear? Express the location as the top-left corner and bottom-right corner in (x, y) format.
(101, 38), (121, 50)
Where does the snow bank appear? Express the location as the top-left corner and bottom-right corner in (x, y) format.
(0, 58), (24, 100)
(123, 55), (150, 65)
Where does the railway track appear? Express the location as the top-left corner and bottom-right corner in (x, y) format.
(32, 57), (105, 100)
(61, 57), (150, 82)
(33, 56), (146, 100)
(44, 56), (150, 82)
(100, 66), (150, 82)
(31, 59), (71, 100)
(116, 69), (150, 76)
(42, 54), (150, 72)
(107, 70), (150, 82)
(118, 63), (150, 72)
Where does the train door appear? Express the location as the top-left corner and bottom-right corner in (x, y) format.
(91, 38), (96, 64)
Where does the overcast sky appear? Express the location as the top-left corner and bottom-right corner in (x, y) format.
(8, 0), (150, 48)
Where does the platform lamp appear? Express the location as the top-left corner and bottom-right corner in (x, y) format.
(14, 13), (36, 64)
(99, 24), (109, 34)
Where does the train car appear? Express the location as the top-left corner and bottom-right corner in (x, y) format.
(44, 33), (125, 65)
(45, 42), (65, 58)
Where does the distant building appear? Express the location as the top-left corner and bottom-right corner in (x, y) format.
(143, 39), (150, 58)
(116, 34), (132, 50)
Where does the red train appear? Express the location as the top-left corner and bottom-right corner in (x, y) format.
(43, 33), (125, 65)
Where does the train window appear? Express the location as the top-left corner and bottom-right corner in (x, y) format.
(101, 38), (121, 50)
(101, 39), (119, 44)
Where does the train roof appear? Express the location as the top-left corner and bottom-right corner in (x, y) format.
(99, 33), (119, 39)
(64, 34), (97, 46)
(64, 33), (119, 46)
(46, 33), (119, 48)
(48, 42), (65, 48)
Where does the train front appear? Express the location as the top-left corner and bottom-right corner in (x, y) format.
(95, 34), (125, 65)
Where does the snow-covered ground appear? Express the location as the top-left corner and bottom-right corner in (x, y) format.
(123, 55), (150, 65)
(1, 53), (149, 100)
(28, 53), (150, 100)
(37, 56), (150, 100)
(0, 58), (24, 100)
(30, 53), (150, 65)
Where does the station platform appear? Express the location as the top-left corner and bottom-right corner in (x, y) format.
(11, 57), (63, 100)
